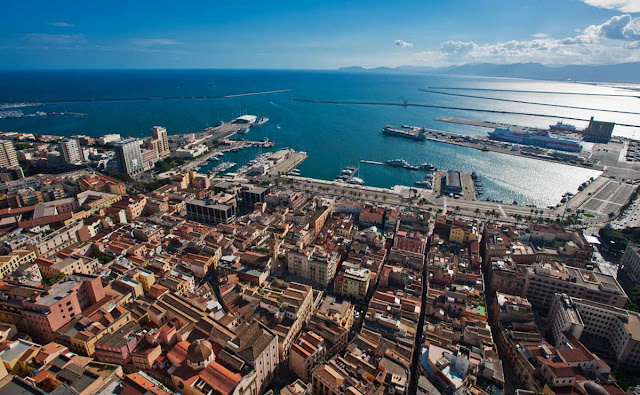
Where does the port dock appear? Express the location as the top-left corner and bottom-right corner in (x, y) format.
(435, 116), (548, 132)
(360, 160), (384, 166)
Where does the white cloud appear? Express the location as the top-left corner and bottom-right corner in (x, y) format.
(22, 33), (86, 45)
(394, 39), (414, 48)
(440, 41), (478, 56)
(49, 21), (74, 28)
(532, 33), (549, 38)
(411, 14), (640, 66)
(133, 38), (179, 47)
(580, 0), (640, 13)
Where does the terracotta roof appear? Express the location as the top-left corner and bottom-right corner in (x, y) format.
(187, 339), (213, 363)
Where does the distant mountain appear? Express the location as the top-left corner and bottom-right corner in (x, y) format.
(337, 62), (640, 83)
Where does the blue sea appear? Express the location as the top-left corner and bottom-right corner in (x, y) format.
(1, 69), (639, 206)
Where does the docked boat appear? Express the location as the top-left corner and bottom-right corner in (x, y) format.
(348, 177), (365, 185)
(549, 121), (579, 133)
(404, 165), (419, 171)
(471, 171), (478, 180)
(385, 159), (410, 167)
(415, 180), (432, 187)
(488, 128), (582, 152)
(254, 116), (269, 126)
(382, 126), (426, 141)
(419, 163), (435, 171)
(237, 127), (250, 134)
(212, 162), (237, 173)
(341, 169), (353, 175)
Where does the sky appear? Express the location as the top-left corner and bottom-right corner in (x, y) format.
(0, 0), (639, 69)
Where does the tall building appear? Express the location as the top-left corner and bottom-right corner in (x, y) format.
(113, 138), (144, 176)
(150, 126), (169, 158)
(548, 293), (640, 371)
(584, 117), (615, 143)
(621, 244), (640, 287)
(0, 140), (19, 168)
(59, 138), (85, 164)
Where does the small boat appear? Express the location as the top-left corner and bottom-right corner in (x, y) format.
(254, 116), (269, 126)
(276, 124), (281, 129)
(415, 180), (432, 187)
(345, 166), (357, 171)
(348, 177), (365, 185)
(237, 127), (250, 134)
(341, 169), (353, 175)
(471, 171), (478, 180)
(419, 163), (435, 171)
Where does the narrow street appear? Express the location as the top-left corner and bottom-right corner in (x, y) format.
(408, 236), (431, 394)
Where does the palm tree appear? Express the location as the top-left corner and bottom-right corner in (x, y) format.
(475, 208), (480, 217)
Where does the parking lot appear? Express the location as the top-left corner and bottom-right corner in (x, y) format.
(579, 178), (635, 217)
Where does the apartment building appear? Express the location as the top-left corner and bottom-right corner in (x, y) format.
(286, 246), (340, 287)
(289, 331), (325, 380)
(26, 221), (82, 258)
(0, 249), (36, 279)
(522, 262), (627, 310)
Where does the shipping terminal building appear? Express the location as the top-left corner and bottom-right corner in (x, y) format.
(442, 170), (463, 195)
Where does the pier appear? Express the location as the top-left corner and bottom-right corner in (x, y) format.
(291, 98), (640, 128)
(419, 89), (640, 115)
(426, 86), (638, 98)
(0, 89), (292, 105)
(360, 160), (384, 166)
(223, 89), (292, 98)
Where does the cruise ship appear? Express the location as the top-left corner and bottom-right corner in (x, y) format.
(382, 126), (426, 141)
(488, 128), (582, 152)
(549, 121), (579, 133)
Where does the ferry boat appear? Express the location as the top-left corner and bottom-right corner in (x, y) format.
(382, 126), (426, 141)
(385, 159), (410, 167)
(549, 121), (579, 133)
(488, 128), (582, 152)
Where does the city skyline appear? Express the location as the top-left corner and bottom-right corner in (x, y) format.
(0, 0), (639, 69)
